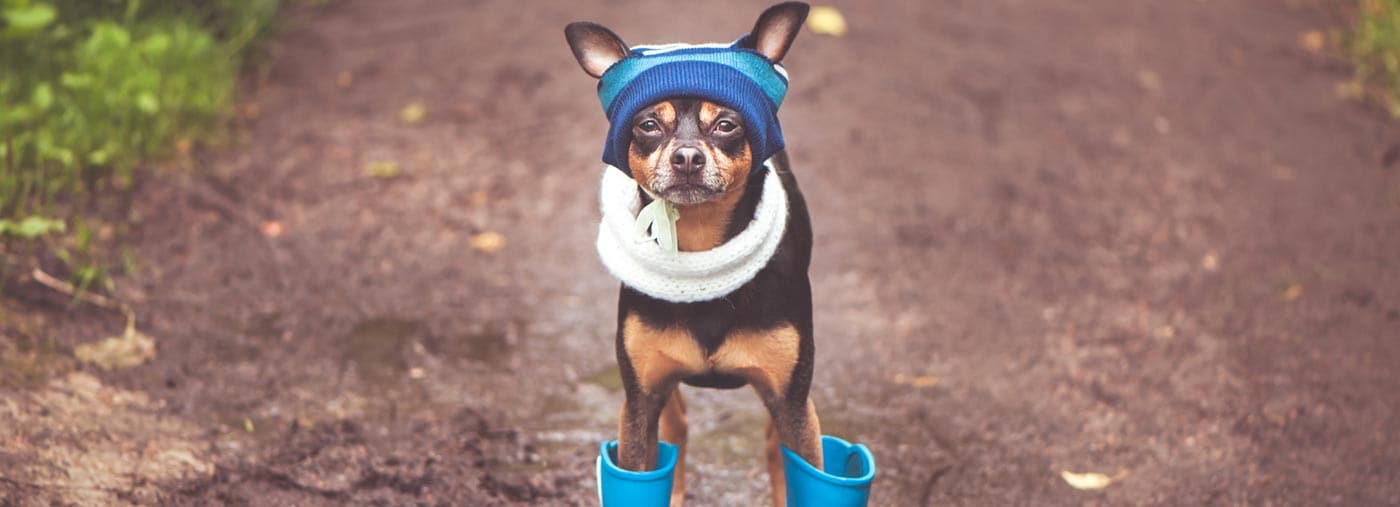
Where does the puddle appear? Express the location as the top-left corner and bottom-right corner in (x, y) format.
(339, 317), (420, 384)
(424, 321), (516, 365)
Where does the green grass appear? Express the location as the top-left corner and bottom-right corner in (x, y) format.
(1348, 0), (1400, 116)
(0, 0), (282, 293)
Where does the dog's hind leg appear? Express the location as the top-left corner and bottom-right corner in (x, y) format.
(659, 386), (688, 506)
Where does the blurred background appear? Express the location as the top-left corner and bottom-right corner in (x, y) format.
(2, 0), (1399, 505)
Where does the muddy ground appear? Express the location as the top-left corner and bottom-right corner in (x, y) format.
(3, 0), (1400, 505)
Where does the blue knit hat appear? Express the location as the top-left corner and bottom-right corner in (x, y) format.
(597, 36), (789, 171)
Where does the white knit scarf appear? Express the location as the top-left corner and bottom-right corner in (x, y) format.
(596, 162), (789, 303)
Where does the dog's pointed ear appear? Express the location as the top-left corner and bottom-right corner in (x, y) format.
(565, 22), (630, 79)
(740, 2), (810, 63)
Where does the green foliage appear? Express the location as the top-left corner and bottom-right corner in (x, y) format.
(1348, 0), (1400, 116)
(0, 216), (64, 239)
(0, 0), (281, 293)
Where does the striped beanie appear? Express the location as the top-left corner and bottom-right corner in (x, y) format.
(597, 36), (790, 171)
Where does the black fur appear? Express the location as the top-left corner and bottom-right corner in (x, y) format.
(617, 149), (813, 398)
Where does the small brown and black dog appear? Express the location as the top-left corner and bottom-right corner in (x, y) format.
(565, 3), (819, 505)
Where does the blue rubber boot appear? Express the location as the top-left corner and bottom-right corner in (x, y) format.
(780, 435), (876, 507)
(596, 440), (678, 507)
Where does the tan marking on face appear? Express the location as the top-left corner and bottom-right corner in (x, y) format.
(622, 314), (707, 393)
(698, 101), (721, 128)
(655, 101), (677, 127)
(674, 139), (752, 251)
(628, 102), (682, 195)
(629, 138), (674, 195)
(709, 323), (800, 397)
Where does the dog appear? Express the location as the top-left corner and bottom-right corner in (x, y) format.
(566, 3), (818, 505)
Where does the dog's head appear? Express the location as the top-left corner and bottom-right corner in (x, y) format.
(565, 2), (809, 205)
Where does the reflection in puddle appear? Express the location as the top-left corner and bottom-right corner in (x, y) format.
(339, 317), (419, 384)
(423, 321), (516, 365)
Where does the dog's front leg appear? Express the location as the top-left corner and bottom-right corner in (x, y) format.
(617, 313), (705, 473)
(617, 388), (670, 471)
(765, 397), (822, 506)
(713, 322), (822, 507)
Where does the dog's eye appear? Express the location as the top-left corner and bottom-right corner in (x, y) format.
(637, 120), (661, 133)
(715, 120), (738, 133)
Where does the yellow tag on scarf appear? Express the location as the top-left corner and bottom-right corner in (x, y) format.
(634, 197), (679, 253)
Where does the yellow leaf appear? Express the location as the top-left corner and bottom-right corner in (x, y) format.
(73, 324), (156, 371)
(365, 160), (401, 179)
(1201, 252), (1219, 271)
(260, 220), (285, 238)
(1298, 30), (1325, 54)
(1060, 470), (1114, 490)
(399, 101), (427, 124)
(807, 6), (847, 37)
(1282, 284), (1302, 301)
(893, 373), (938, 388)
(470, 231), (506, 254)
(1154, 324), (1175, 338)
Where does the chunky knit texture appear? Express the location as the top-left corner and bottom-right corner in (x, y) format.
(596, 162), (789, 303)
(597, 39), (789, 171)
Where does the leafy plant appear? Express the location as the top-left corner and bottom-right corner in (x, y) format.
(1348, 0), (1400, 116)
(0, 0), (282, 295)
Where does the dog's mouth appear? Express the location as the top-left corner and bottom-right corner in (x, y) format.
(655, 182), (723, 205)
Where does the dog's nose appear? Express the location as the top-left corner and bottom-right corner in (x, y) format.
(670, 147), (706, 174)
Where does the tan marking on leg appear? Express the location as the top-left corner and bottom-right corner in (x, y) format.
(622, 314), (707, 393)
(710, 324), (800, 396)
(765, 418), (786, 507)
(798, 399), (822, 468)
(765, 399), (822, 506)
(698, 101), (720, 128)
(660, 388), (688, 507)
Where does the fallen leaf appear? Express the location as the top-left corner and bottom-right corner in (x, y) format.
(470, 231), (506, 254)
(336, 70), (353, 88)
(400, 101), (427, 124)
(1061, 470), (1116, 490)
(243, 417), (255, 433)
(893, 373), (939, 388)
(365, 161), (401, 179)
(1154, 324), (1176, 338)
(1136, 69), (1162, 93)
(1201, 252), (1219, 271)
(74, 323), (156, 371)
(261, 220), (285, 238)
(1298, 30), (1325, 54)
(807, 6), (847, 36)
(1282, 283), (1303, 301)
(409, 367), (426, 379)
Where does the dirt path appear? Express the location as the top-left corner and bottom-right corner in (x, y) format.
(4, 0), (1399, 505)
